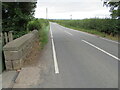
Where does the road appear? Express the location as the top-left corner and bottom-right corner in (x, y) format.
(45, 22), (118, 88)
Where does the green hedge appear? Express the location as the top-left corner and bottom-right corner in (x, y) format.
(27, 19), (49, 31)
(52, 18), (119, 36)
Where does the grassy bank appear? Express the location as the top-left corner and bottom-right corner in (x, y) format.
(59, 23), (118, 40)
(39, 24), (50, 48)
(51, 19), (118, 41)
(27, 19), (49, 48)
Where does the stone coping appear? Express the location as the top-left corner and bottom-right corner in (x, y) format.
(3, 30), (38, 51)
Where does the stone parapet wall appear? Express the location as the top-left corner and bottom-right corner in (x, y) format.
(3, 30), (39, 70)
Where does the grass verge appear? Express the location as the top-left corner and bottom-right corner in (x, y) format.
(58, 23), (118, 41)
(39, 25), (50, 49)
(27, 19), (50, 49)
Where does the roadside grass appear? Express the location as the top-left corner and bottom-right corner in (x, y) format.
(39, 25), (50, 49)
(58, 23), (118, 41)
(27, 19), (50, 49)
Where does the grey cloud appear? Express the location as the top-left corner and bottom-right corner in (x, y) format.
(37, 2), (106, 13)
(35, 0), (110, 19)
(38, 0), (101, 3)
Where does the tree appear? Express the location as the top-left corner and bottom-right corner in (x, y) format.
(104, 1), (120, 19)
(2, 2), (36, 33)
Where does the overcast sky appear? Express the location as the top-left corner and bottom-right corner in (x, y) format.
(34, 0), (111, 19)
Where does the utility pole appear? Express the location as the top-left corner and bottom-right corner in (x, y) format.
(46, 8), (48, 19)
(70, 14), (72, 20)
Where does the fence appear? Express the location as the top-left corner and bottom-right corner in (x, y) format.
(1, 31), (13, 46)
(0, 31), (13, 73)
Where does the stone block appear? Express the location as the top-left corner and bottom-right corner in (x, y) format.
(12, 59), (23, 70)
(5, 61), (13, 70)
(4, 50), (22, 61)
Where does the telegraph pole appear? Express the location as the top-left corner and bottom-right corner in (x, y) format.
(70, 14), (72, 20)
(46, 8), (48, 19)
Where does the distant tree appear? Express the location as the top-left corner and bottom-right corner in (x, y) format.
(2, 2), (36, 32)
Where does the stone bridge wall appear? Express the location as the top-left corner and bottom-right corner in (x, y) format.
(3, 30), (39, 70)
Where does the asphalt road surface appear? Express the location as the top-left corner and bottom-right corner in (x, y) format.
(41, 22), (119, 88)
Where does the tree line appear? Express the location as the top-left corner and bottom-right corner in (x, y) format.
(1, 1), (120, 38)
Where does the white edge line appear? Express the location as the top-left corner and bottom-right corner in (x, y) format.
(82, 40), (120, 61)
(58, 24), (120, 44)
(50, 24), (59, 74)
(65, 31), (73, 36)
(61, 24), (119, 44)
(100, 37), (119, 44)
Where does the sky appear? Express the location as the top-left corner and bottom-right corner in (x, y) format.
(34, 0), (111, 19)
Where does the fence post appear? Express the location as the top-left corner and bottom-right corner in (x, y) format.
(4, 32), (8, 44)
(8, 31), (13, 42)
(1, 32), (4, 46)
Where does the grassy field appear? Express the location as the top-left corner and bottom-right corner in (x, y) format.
(51, 19), (119, 41)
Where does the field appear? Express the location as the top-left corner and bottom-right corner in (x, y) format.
(51, 18), (119, 41)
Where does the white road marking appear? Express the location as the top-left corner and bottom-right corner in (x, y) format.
(58, 24), (119, 44)
(82, 40), (120, 61)
(50, 24), (59, 74)
(59, 23), (119, 45)
(99, 37), (119, 44)
(65, 31), (73, 36)
(58, 24), (95, 37)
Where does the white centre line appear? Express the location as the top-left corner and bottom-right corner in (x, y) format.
(50, 24), (59, 74)
(82, 40), (120, 61)
(65, 31), (73, 36)
(58, 24), (95, 37)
